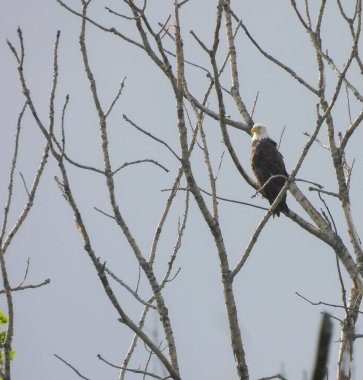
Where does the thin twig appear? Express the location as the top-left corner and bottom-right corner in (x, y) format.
(340, 109), (363, 152)
(335, 252), (349, 315)
(317, 192), (338, 233)
(345, 84), (353, 124)
(97, 354), (168, 379)
(257, 375), (288, 380)
(294, 178), (323, 188)
(164, 190), (189, 286)
(0, 279), (50, 294)
(277, 125), (286, 150)
(252, 175), (288, 198)
(295, 292), (363, 314)
(54, 354), (91, 380)
(231, 9), (318, 95)
(158, 15), (172, 38)
(112, 159), (169, 176)
(19, 172), (30, 198)
(215, 151), (225, 181)
(104, 266), (157, 309)
(123, 114), (181, 161)
(135, 265), (141, 294)
(346, 158), (355, 191)
(60, 94), (69, 158)
(57, 0), (145, 50)
(199, 116), (218, 218)
(178, 0), (191, 7)
(105, 7), (137, 21)
(94, 207), (115, 220)
(19, 257), (31, 287)
(251, 91), (259, 119)
(105, 77), (126, 118)
(309, 187), (340, 198)
(162, 47), (211, 76)
(161, 187), (268, 211)
(1, 101), (27, 240)
(303, 132), (330, 150)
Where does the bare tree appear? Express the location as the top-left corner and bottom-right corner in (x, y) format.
(2, 0), (363, 379)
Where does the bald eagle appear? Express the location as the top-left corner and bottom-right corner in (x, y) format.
(250, 123), (289, 217)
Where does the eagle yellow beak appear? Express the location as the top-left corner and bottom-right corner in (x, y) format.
(251, 126), (258, 134)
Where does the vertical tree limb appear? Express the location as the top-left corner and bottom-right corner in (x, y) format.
(311, 313), (332, 380)
(78, 3), (180, 375)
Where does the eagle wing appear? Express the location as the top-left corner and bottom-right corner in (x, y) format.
(250, 138), (289, 216)
(251, 138), (288, 184)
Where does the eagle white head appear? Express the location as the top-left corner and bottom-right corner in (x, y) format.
(251, 123), (269, 141)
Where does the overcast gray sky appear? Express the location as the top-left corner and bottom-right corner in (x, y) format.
(1, 1), (363, 379)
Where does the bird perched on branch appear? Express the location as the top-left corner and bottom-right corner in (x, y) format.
(250, 123), (289, 217)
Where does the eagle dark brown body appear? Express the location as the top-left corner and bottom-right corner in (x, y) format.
(251, 137), (289, 217)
